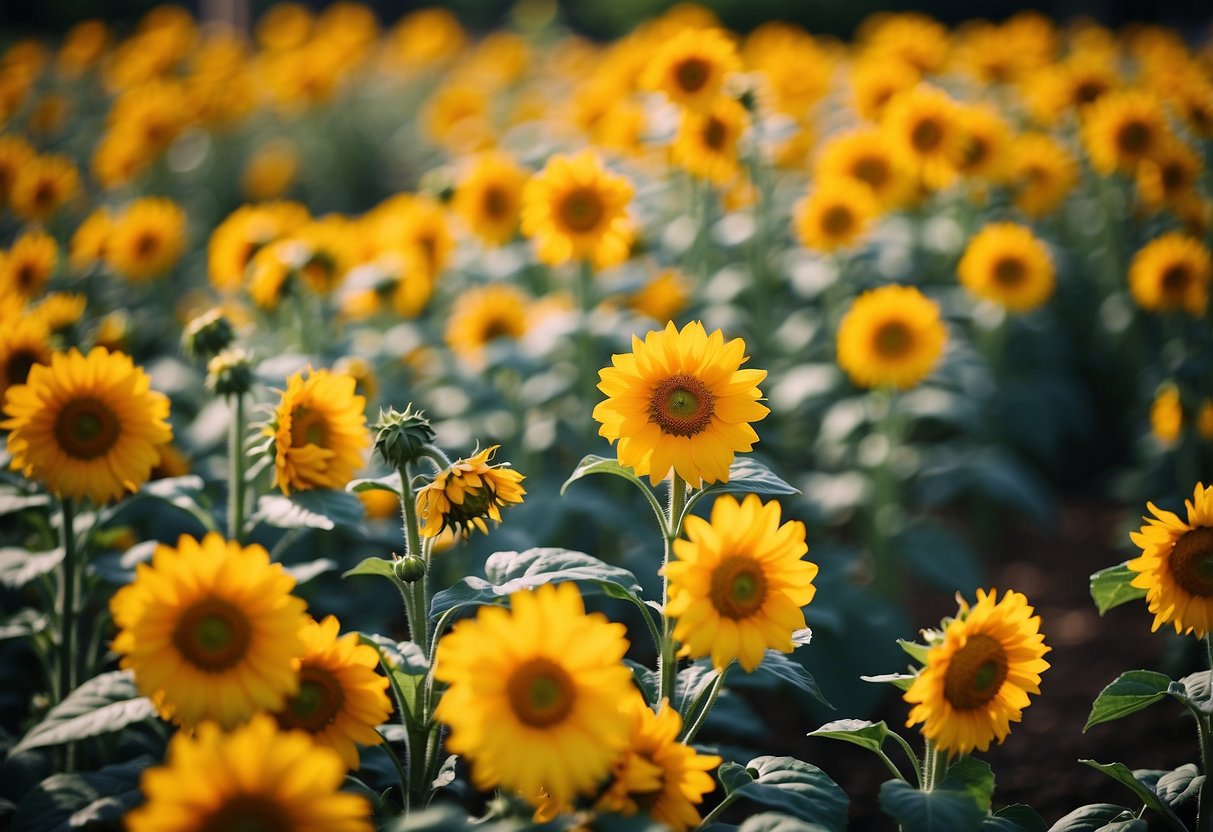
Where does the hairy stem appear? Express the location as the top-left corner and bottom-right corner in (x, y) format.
(227, 393), (247, 543)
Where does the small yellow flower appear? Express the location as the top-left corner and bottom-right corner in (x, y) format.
(0, 229), (58, 298)
(881, 84), (966, 190)
(630, 268), (690, 324)
(1150, 383), (1183, 445)
(105, 197), (187, 281)
(0, 134), (34, 204)
(10, 153), (79, 222)
(1007, 133), (1079, 219)
(814, 128), (912, 209)
(0, 316), (50, 400)
(69, 208), (113, 272)
(208, 201), (311, 293)
(242, 138), (300, 200)
(957, 223), (1055, 313)
(836, 285), (947, 390)
(671, 96), (748, 185)
(1082, 89), (1171, 176)
(444, 283), (531, 368)
(267, 368), (370, 496)
(1128, 233), (1211, 316)
(416, 445), (526, 538)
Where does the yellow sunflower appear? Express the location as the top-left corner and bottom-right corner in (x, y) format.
(105, 197), (187, 281)
(520, 150), (634, 270)
(0, 316), (50, 400)
(955, 105), (1013, 183)
(795, 177), (881, 253)
(242, 138), (301, 201)
(208, 201), (311, 293)
(1129, 483), (1213, 637)
(445, 283), (531, 367)
(1136, 137), (1202, 213)
(0, 229), (58, 298)
(416, 445), (526, 538)
(957, 223), (1055, 313)
(861, 12), (950, 75)
(904, 589), (1050, 756)
(452, 151), (529, 247)
(850, 56), (920, 123)
(630, 268), (690, 324)
(1150, 383), (1183, 445)
(641, 27), (740, 112)
(1082, 90), (1171, 176)
(69, 208), (113, 272)
(272, 615), (391, 771)
(267, 367), (369, 496)
(665, 493), (817, 672)
(110, 533), (308, 728)
(593, 321), (769, 488)
(595, 696), (721, 831)
(881, 84), (966, 190)
(433, 582), (634, 808)
(836, 285), (947, 390)
(125, 715), (372, 832)
(671, 95), (748, 185)
(1128, 233), (1211, 317)
(814, 128), (912, 209)
(1007, 132), (1079, 219)
(0, 134), (33, 205)
(2, 346), (172, 504)
(31, 292), (85, 334)
(10, 153), (79, 222)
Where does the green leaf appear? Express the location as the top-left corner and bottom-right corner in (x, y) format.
(626, 660), (659, 706)
(363, 635), (427, 722)
(719, 760), (756, 794)
(807, 719), (890, 755)
(1079, 761), (1186, 830)
(284, 558), (338, 585)
(1090, 563), (1147, 616)
(1173, 670), (1213, 714)
(254, 489), (365, 531)
(941, 757), (994, 813)
(985, 804), (1045, 832)
(1083, 670), (1172, 731)
(561, 454), (651, 495)
(738, 812), (832, 832)
(1154, 764), (1203, 809)
(112, 475), (215, 530)
(431, 548), (643, 616)
(894, 524), (983, 594)
(728, 756), (849, 830)
(11, 757), (151, 832)
(0, 548), (64, 590)
(898, 639), (930, 664)
(860, 673), (916, 691)
(12, 671), (156, 755)
(675, 663), (718, 713)
(1045, 804), (1140, 832)
(347, 472), (403, 496)
(0, 609), (50, 641)
(683, 458), (800, 518)
(750, 652), (832, 708)
(0, 492), (50, 516)
(343, 557), (397, 581)
(878, 779), (985, 832)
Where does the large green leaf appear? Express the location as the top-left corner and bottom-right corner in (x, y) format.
(343, 557), (398, 582)
(683, 458), (800, 517)
(1089, 563), (1146, 616)
(0, 548), (64, 590)
(894, 524), (983, 594)
(984, 805), (1046, 832)
(807, 719), (890, 755)
(11, 757), (151, 832)
(1154, 764), (1203, 810)
(878, 779), (985, 832)
(722, 756), (849, 831)
(430, 548), (643, 616)
(738, 652), (831, 708)
(1083, 671), (1172, 732)
(12, 671), (156, 755)
(738, 813), (832, 832)
(1045, 804), (1141, 832)
(253, 489), (365, 531)
(942, 757), (995, 813)
(1079, 761), (1186, 831)
(347, 471), (403, 496)
(110, 475), (214, 531)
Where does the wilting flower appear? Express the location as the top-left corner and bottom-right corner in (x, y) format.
(416, 445), (525, 537)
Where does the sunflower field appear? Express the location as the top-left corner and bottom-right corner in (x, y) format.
(1, 2), (1213, 830)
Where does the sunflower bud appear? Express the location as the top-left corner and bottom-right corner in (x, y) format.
(206, 348), (254, 397)
(372, 405), (436, 469)
(393, 553), (427, 584)
(183, 308), (235, 361)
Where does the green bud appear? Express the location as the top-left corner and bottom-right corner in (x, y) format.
(206, 347), (254, 397)
(393, 553), (427, 584)
(183, 308), (236, 361)
(373, 405), (437, 469)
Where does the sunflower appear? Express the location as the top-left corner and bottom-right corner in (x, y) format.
(3, 347), (172, 504)
(641, 27), (740, 112)
(595, 696), (721, 831)
(105, 197), (187, 281)
(1025, 55), (1118, 124)
(957, 223), (1055, 313)
(860, 12), (950, 75)
(1128, 484), (1213, 637)
(272, 615), (391, 770)
(850, 56), (920, 122)
(794, 177), (881, 253)
(0, 134), (33, 205)
(0, 230), (58, 298)
(445, 283), (531, 367)
(242, 138), (300, 201)
(370, 193), (454, 283)
(416, 445), (526, 538)
(208, 201), (311, 293)
(1007, 132), (1079, 219)
(520, 150), (634, 270)
(31, 292), (86, 334)
(904, 589), (1050, 756)
(836, 286), (947, 390)
(593, 321), (768, 488)
(267, 368), (369, 496)
(1150, 383), (1183, 445)
(630, 268), (690, 324)
(452, 152), (528, 247)
(246, 240), (299, 310)
(69, 208), (113, 272)
(671, 95), (748, 185)
(881, 84), (966, 190)
(422, 82), (493, 153)
(1082, 90), (1171, 176)
(126, 715), (372, 832)
(0, 316), (50, 400)
(954, 105), (1013, 183)
(1199, 400), (1213, 441)
(433, 582), (634, 808)
(1136, 137), (1202, 212)
(664, 493), (816, 672)
(57, 19), (109, 77)
(10, 153), (80, 222)
(1128, 233), (1211, 317)
(91, 125), (152, 190)
(814, 128), (912, 209)
(110, 533), (307, 728)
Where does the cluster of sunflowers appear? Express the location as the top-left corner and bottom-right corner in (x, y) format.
(1, 1), (1213, 830)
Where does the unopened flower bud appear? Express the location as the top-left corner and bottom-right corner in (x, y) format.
(183, 308), (235, 361)
(206, 347), (254, 397)
(393, 553), (427, 584)
(373, 405), (437, 469)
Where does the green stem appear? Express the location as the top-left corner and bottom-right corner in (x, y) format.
(658, 475), (689, 706)
(680, 666), (726, 744)
(922, 741), (949, 791)
(577, 259), (596, 441)
(227, 393), (247, 543)
(58, 497), (77, 769)
(747, 115), (772, 356)
(889, 730), (923, 788)
(698, 792), (740, 827)
(379, 736), (410, 811)
(870, 388), (905, 597)
(1198, 637), (1213, 832)
(397, 463), (429, 652)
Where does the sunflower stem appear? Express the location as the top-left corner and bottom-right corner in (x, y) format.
(746, 109), (772, 358)
(921, 740), (949, 791)
(698, 791), (740, 827)
(680, 665), (727, 744)
(1198, 709), (1213, 832)
(57, 497), (78, 770)
(870, 388), (905, 598)
(397, 463), (430, 653)
(576, 259), (596, 443)
(889, 730), (923, 788)
(227, 392), (247, 543)
(658, 475), (689, 707)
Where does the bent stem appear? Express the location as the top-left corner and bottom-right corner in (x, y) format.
(227, 393), (247, 543)
(658, 474), (689, 706)
(680, 665), (727, 744)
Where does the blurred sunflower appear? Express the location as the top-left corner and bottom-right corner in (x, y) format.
(10, 153), (79, 221)
(794, 177), (880, 253)
(452, 151), (528, 247)
(0, 134), (33, 205)
(1129, 483), (1213, 637)
(267, 367), (369, 496)
(954, 105), (1013, 183)
(595, 696), (721, 831)
(416, 444), (526, 538)
(433, 582), (633, 808)
(105, 197), (187, 281)
(521, 150), (634, 270)
(272, 615), (391, 770)
(0, 317), (50, 400)
(671, 95), (748, 185)
(31, 292), (85, 335)
(110, 533), (307, 728)
(593, 320), (769, 487)
(641, 27), (739, 112)
(957, 223), (1055, 312)
(1136, 137), (1202, 212)
(91, 125), (152, 189)
(372, 193), (453, 283)
(208, 201), (310, 293)
(1007, 132), (1079, 219)
(0, 230), (57, 297)
(69, 208), (112, 272)
(666, 493), (817, 671)
(2, 346), (171, 504)
(1128, 232), (1210, 316)
(904, 589), (1050, 756)
(1082, 89), (1170, 175)
(242, 138), (300, 200)
(881, 84), (966, 190)
(814, 128), (911, 208)
(125, 715), (372, 832)
(1150, 383), (1183, 445)
(445, 283), (530, 367)
(630, 268), (690, 324)
(57, 19), (109, 77)
(836, 285), (947, 390)
(388, 7), (465, 71)
(850, 56), (919, 122)
(1199, 401), (1213, 441)
(861, 12), (950, 75)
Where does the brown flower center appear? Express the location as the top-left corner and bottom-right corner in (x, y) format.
(1161, 162), (1188, 193)
(54, 396), (121, 460)
(709, 555), (768, 619)
(852, 156), (890, 190)
(4, 347), (43, 387)
(290, 407), (329, 449)
(703, 116), (728, 151)
(31, 179), (55, 211)
(962, 136), (990, 169)
(872, 320), (914, 360)
(133, 230), (160, 259)
(198, 795), (293, 832)
(558, 187), (605, 233)
(276, 663), (345, 733)
(15, 262), (37, 291)
(479, 313), (519, 343)
(482, 185), (510, 220)
(648, 373), (715, 437)
(1160, 263), (1192, 298)
(1169, 527), (1213, 598)
(673, 56), (711, 94)
(821, 204), (856, 237)
(1073, 79), (1107, 106)
(910, 117), (943, 153)
(1116, 120), (1152, 155)
(992, 255), (1028, 288)
(171, 597), (253, 673)
(507, 657), (575, 728)
(943, 633), (1009, 710)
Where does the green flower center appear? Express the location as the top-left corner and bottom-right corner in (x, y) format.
(649, 373), (715, 437)
(172, 597), (252, 673)
(1170, 527), (1213, 598)
(710, 555), (769, 620)
(54, 396), (121, 460)
(507, 657), (575, 728)
(943, 633), (1009, 710)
